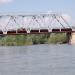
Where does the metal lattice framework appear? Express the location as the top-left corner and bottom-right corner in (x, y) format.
(0, 13), (73, 34)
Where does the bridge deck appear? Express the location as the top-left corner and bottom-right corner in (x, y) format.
(0, 28), (74, 35)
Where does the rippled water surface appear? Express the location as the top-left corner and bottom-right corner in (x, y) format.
(0, 44), (75, 75)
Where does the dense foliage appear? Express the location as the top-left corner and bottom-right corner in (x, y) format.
(0, 33), (68, 46)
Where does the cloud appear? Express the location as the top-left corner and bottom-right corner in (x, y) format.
(61, 14), (71, 22)
(0, 0), (13, 4)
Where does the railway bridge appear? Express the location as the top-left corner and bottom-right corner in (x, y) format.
(0, 13), (75, 44)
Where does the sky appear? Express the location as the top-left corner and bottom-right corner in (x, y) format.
(0, 0), (75, 24)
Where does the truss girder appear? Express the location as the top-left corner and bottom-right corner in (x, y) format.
(0, 13), (71, 32)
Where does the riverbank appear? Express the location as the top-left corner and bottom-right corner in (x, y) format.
(0, 33), (68, 46)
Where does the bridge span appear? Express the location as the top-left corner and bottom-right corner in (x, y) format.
(0, 13), (75, 44)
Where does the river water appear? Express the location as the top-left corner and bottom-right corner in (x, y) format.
(0, 44), (75, 75)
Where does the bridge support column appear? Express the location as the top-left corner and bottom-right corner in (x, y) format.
(69, 32), (75, 44)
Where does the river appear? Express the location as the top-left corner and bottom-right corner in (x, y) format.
(0, 44), (75, 75)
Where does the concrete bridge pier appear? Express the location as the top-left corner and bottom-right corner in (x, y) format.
(67, 32), (75, 44)
(69, 32), (75, 44)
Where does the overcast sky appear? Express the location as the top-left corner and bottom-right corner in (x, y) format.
(0, 0), (74, 24)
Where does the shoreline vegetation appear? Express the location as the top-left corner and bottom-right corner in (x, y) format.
(0, 33), (68, 46)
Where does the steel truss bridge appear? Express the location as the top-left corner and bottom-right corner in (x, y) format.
(0, 13), (74, 35)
